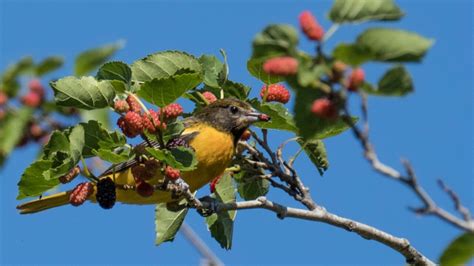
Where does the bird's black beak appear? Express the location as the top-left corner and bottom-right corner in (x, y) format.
(245, 109), (271, 123)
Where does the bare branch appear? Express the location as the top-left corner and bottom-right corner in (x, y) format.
(180, 223), (224, 266)
(194, 197), (435, 266)
(342, 106), (474, 233)
(437, 179), (472, 222)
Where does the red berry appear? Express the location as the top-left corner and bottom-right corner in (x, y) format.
(28, 79), (45, 97)
(69, 182), (93, 206)
(59, 166), (81, 184)
(164, 166), (180, 180)
(29, 123), (44, 141)
(263, 57), (298, 76)
(299, 11), (324, 41)
(117, 111), (143, 138)
(142, 109), (163, 133)
(210, 175), (222, 193)
(160, 103), (183, 120)
(240, 130), (251, 141)
(0, 91), (8, 106)
(114, 100), (130, 113)
(131, 164), (154, 181)
(347, 68), (365, 92)
(136, 181), (154, 197)
(311, 98), (338, 119)
(260, 84), (290, 104)
(126, 95), (141, 113)
(21, 92), (42, 108)
(202, 91), (217, 103)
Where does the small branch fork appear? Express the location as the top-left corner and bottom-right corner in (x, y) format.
(342, 92), (474, 234)
(232, 128), (434, 265)
(192, 197), (435, 266)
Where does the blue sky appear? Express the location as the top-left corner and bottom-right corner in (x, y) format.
(1, 0), (472, 264)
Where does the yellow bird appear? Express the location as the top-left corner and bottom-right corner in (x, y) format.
(17, 98), (269, 214)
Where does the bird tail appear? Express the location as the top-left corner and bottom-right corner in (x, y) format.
(16, 191), (72, 214)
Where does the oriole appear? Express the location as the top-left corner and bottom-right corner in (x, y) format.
(17, 98), (269, 214)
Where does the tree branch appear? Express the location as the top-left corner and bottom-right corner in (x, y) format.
(195, 197), (435, 266)
(342, 105), (474, 234)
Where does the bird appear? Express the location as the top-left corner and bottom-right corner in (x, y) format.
(17, 98), (270, 214)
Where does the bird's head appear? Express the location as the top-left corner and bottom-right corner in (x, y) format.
(194, 98), (270, 141)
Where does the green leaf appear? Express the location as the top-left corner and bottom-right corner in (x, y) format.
(163, 121), (185, 143)
(252, 24), (299, 58)
(96, 61), (132, 85)
(251, 100), (297, 132)
(81, 120), (126, 157)
(439, 233), (474, 266)
(1, 57), (34, 97)
(294, 88), (356, 139)
(377, 65), (413, 96)
(93, 148), (131, 164)
(329, 0), (404, 24)
(199, 55), (224, 88)
(80, 108), (110, 129)
(17, 160), (58, 200)
(234, 171), (269, 200)
(205, 173), (236, 250)
(145, 146), (197, 171)
(332, 43), (374, 66)
(247, 57), (285, 85)
(35, 56), (64, 76)
(131, 50), (202, 83)
(74, 41), (123, 76)
(356, 28), (434, 62)
(221, 81), (251, 100)
(51, 76), (116, 110)
(137, 72), (202, 107)
(297, 58), (329, 88)
(155, 199), (189, 246)
(297, 138), (329, 176)
(0, 108), (33, 157)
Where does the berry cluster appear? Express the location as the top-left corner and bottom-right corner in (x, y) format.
(164, 166), (180, 181)
(263, 57), (298, 76)
(132, 159), (161, 198)
(115, 95), (184, 138)
(299, 11), (324, 41)
(69, 182), (93, 206)
(59, 166), (81, 184)
(96, 177), (116, 209)
(21, 79), (45, 108)
(260, 84), (290, 104)
(202, 91), (217, 103)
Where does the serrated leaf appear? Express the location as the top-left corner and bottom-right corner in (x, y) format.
(145, 146), (197, 171)
(199, 55), (224, 88)
(75, 41), (123, 76)
(234, 171), (269, 200)
(251, 100), (297, 132)
(377, 65), (413, 96)
(297, 138), (329, 176)
(1, 57), (34, 97)
(163, 121), (185, 142)
(329, 0), (404, 24)
(93, 148), (131, 164)
(0, 108), (33, 157)
(356, 28), (434, 62)
(35, 56), (64, 76)
(137, 73), (202, 107)
(439, 233), (474, 266)
(81, 120), (126, 157)
(17, 160), (58, 200)
(252, 24), (299, 58)
(221, 81), (250, 100)
(155, 199), (189, 245)
(97, 61), (132, 85)
(51, 76), (116, 110)
(205, 173), (236, 250)
(80, 108), (110, 129)
(247, 57), (285, 84)
(332, 43), (374, 66)
(297, 59), (329, 88)
(131, 50), (202, 83)
(294, 88), (357, 139)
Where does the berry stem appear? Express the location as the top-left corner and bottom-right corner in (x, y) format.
(80, 157), (98, 182)
(196, 91), (210, 105)
(126, 92), (149, 115)
(322, 23), (339, 43)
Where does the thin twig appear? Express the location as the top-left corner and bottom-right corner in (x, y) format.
(437, 179), (472, 221)
(180, 223), (224, 266)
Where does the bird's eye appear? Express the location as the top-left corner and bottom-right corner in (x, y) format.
(230, 106), (239, 114)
